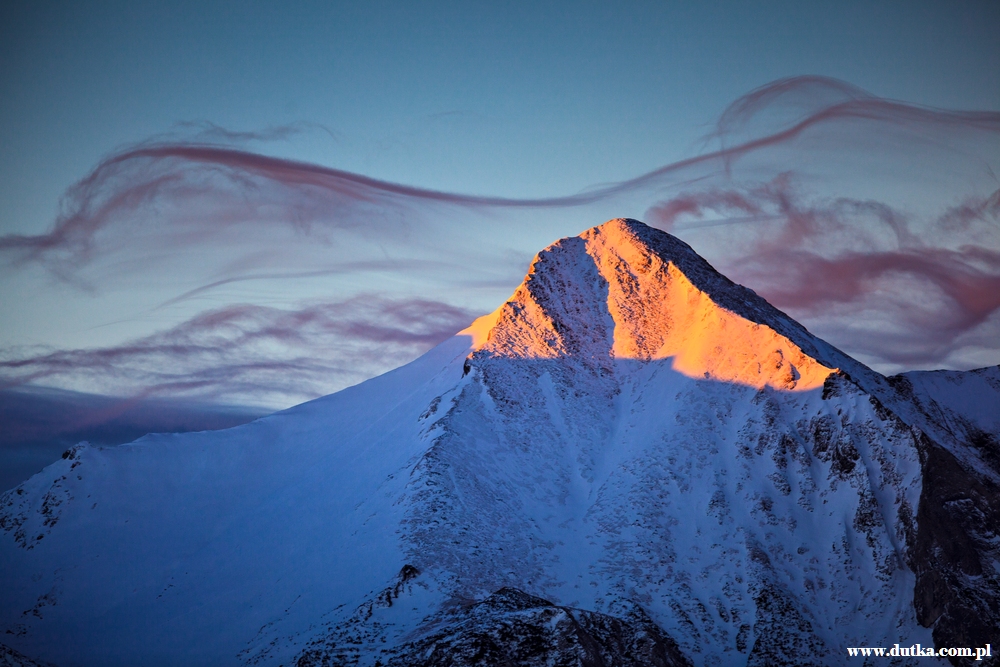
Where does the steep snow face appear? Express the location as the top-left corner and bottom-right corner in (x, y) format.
(2, 219), (991, 667)
(400, 220), (929, 665)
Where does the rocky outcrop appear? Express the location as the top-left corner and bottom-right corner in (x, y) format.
(296, 588), (691, 667)
(0, 643), (56, 667)
(890, 368), (1000, 665)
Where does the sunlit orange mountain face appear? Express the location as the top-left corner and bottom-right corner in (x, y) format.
(465, 218), (839, 391)
(2, 219), (997, 667)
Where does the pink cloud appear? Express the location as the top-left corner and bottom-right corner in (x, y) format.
(643, 176), (1000, 369)
(1, 75), (998, 405)
(0, 296), (478, 407)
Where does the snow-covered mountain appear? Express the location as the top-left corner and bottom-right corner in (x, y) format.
(2, 219), (997, 666)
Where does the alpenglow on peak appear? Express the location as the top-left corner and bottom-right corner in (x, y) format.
(463, 218), (847, 391)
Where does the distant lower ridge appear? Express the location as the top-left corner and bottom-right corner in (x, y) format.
(0, 643), (54, 667)
(295, 587), (692, 667)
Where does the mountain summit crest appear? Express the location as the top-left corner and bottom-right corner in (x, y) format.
(464, 218), (838, 390)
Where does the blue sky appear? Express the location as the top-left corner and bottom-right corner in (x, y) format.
(1, 1), (999, 488)
(3, 1), (998, 227)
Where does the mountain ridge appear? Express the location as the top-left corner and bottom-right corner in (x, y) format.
(2, 219), (997, 666)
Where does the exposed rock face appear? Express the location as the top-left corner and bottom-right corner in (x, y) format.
(393, 588), (691, 667)
(0, 643), (55, 667)
(889, 369), (1000, 665)
(1, 219), (997, 667)
(297, 587), (691, 667)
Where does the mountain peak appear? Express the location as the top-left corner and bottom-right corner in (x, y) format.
(4, 218), (998, 667)
(463, 218), (839, 391)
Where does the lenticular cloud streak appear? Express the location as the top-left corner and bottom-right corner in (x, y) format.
(0, 297), (479, 407)
(1, 76), (998, 406)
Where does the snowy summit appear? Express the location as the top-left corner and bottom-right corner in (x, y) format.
(2, 219), (998, 666)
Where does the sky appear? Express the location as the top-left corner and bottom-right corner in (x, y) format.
(1, 1), (999, 489)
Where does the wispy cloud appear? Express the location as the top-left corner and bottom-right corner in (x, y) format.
(1, 296), (478, 407)
(1, 75), (998, 412)
(646, 178), (1000, 370)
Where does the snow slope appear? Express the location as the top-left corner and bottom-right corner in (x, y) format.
(1, 335), (472, 666)
(2, 219), (997, 666)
